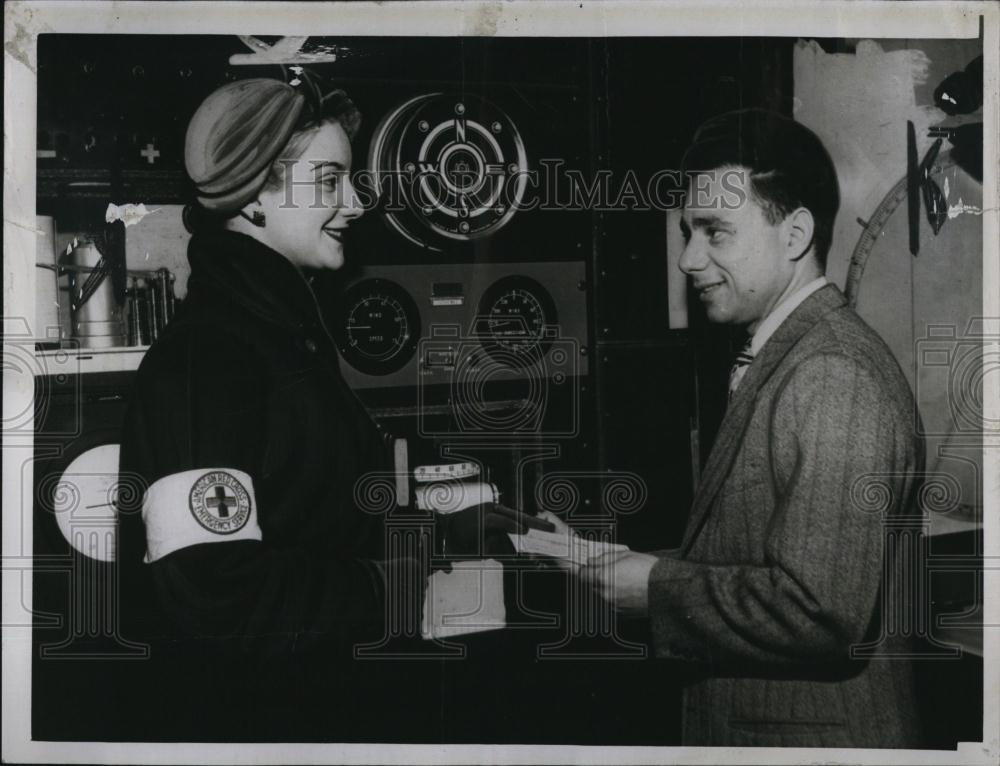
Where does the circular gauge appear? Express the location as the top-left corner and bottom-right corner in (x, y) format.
(477, 275), (558, 366)
(334, 279), (420, 376)
(40, 443), (120, 563)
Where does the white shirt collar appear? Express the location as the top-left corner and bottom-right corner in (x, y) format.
(749, 276), (828, 356)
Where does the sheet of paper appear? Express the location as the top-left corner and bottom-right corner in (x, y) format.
(507, 528), (630, 562)
(421, 559), (506, 639)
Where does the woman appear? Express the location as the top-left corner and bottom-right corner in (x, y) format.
(116, 78), (430, 736)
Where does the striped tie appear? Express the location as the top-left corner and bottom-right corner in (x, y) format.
(728, 341), (755, 400)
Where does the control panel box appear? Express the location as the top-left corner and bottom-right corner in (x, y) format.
(330, 261), (589, 392)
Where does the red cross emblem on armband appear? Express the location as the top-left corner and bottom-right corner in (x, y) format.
(206, 485), (237, 518)
(189, 471), (252, 534)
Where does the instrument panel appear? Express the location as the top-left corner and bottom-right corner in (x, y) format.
(476, 275), (559, 366)
(330, 262), (588, 392)
(330, 87), (591, 405)
(334, 278), (421, 376)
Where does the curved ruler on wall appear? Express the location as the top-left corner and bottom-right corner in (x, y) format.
(846, 155), (957, 309)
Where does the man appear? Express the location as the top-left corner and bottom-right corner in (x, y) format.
(581, 109), (924, 748)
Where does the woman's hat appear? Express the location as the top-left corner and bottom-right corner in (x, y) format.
(185, 78), (305, 213)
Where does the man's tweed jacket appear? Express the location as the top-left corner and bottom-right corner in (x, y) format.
(649, 284), (924, 748)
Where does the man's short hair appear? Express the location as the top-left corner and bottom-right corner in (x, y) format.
(681, 109), (840, 269)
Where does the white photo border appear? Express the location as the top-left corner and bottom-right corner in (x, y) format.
(4, 1), (998, 764)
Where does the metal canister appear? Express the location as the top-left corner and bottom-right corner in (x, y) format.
(35, 215), (61, 344)
(156, 268), (172, 333)
(125, 276), (141, 346)
(67, 240), (125, 348)
(167, 273), (177, 321)
(145, 277), (159, 343)
(134, 277), (152, 345)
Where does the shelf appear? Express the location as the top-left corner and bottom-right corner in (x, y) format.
(37, 167), (188, 202)
(35, 345), (148, 375)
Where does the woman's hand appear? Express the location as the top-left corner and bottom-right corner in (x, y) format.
(438, 503), (555, 560)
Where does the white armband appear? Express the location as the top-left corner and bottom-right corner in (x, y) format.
(142, 468), (262, 563)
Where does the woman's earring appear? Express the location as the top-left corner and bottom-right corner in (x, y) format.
(240, 209), (267, 228)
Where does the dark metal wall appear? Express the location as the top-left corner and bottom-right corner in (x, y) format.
(589, 38), (794, 548)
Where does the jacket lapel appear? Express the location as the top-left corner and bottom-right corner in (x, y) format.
(680, 284), (848, 554)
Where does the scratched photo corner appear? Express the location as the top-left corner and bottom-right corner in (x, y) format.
(4, 4), (995, 761)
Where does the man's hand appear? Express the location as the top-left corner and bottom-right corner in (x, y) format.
(579, 550), (658, 616)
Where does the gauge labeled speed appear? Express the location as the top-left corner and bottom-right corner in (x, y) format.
(476, 275), (558, 365)
(335, 279), (420, 376)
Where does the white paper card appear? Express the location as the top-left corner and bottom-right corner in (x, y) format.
(421, 559), (506, 639)
(508, 528), (630, 562)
